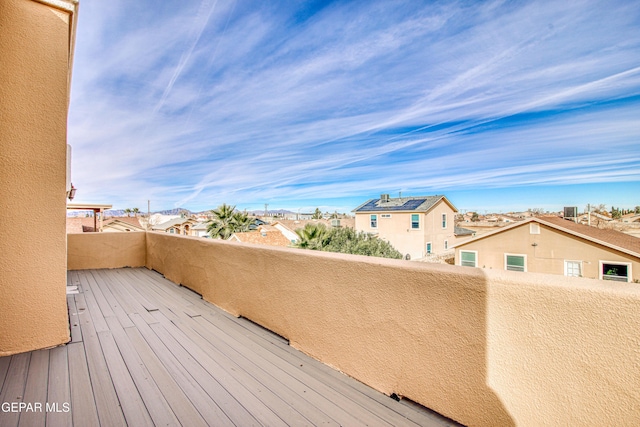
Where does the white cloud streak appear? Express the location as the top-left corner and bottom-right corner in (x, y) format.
(68, 0), (640, 211)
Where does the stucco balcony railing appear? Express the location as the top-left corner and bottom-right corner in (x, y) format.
(42, 232), (640, 425)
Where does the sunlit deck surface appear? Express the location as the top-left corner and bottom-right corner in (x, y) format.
(0, 268), (460, 426)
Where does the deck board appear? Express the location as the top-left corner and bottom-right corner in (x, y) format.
(67, 342), (100, 427)
(0, 268), (460, 427)
(46, 345), (72, 427)
(18, 349), (49, 427)
(0, 352), (30, 427)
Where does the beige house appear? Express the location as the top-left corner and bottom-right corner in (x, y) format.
(152, 217), (198, 235)
(353, 195), (458, 260)
(454, 216), (640, 282)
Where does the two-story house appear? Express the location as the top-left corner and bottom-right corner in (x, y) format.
(352, 194), (458, 260)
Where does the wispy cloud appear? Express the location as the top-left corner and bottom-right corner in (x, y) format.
(68, 0), (640, 211)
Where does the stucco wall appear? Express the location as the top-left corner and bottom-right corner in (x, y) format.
(67, 232), (147, 270)
(455, 222), (639, 281)
(144, 232), (640, 427)
(0, 0), (76, 356)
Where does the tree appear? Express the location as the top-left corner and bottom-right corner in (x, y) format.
(295, 223), (329, 250)
(132, 207), (139, 217)
(611, 206), (622, 219)
(124, 208), (132, 217)
(206, 204), (253, 239)
(312, 208), (323, 220)
(471, 212), (479, 222)
(294, 224), (402, 259)
(635, 206), (640, 214)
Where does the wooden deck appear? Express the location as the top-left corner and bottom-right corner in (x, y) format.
(0, 268), (460, 426)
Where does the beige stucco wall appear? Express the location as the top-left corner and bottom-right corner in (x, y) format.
(142, 232), (640, 427)
(355, 200), (456, 259)
(67, 232), (147, 270)
(455, 222), (640, 281)
(0, 0), (76, 356)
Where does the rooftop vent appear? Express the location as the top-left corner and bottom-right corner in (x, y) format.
(563, 206), (578, 219)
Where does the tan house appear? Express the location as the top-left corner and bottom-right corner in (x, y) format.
(353, 194), (458, 260)
(454, 216), (640, 282)
(102, 217), (146, 233)
(152, 217), (197, 235)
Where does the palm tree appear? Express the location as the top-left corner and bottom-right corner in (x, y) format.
(124, 208), (132, 217)
(206, 204), (255, 239)
(231, 210), (254, 232)
(207, 204), (236, 239)
(294, 223), (328, 250)
(132, 207), (139, 217)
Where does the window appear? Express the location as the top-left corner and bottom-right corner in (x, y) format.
(411, 214), (420, 229)
(169, 228), (175, 234)
(564, 261), (582, 277)
(460, 250), (477, 267)
(530, 223), (540, 234)
(426, 242), (432, 254)
(505, 254), (526, 272)
(370, 214), (377, 228)
(444, 240), (448, 250)
(442, 213), (447, 229)
(600, 261), (631, 282)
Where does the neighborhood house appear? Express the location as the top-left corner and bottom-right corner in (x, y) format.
(454, 216), (640, 282)
(353, 194), (458, 260)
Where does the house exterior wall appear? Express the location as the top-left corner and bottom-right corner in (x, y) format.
(354, 200), (456, 259)
(455, 222), (640, 281)
(0, 0), (76, 356)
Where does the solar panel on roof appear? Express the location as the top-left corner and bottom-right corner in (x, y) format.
(355, 197), (440, 212)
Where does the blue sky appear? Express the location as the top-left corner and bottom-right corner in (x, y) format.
(68, 0), (640, 214)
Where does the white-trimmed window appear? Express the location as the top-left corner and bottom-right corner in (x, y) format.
(460, 250), (477, 267)
(530, 223), (540, 234)
(442, 213), (447, 229)
(505, 254), (526, 272)
(564, 260), (582, 277)
(370, 214), (378, 228)
(426, 242), (432, 254)
(600, 261), (631, 282)
(411, 214), (420, 229)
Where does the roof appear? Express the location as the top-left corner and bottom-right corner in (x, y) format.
(103, 218), (145, 232)
(352, 195), (457, 213)
(67, 203), (113, 211)
(229, 227), (293, 247)
(455, 215), (640, 259)
(152, 217), (195, 231)
(454, 226), (475, 236)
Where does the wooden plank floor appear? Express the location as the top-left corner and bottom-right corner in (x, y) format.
(0, 268), (461, 427)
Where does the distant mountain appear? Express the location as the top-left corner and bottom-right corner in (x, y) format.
(246, 209), (296, 216)
(156, 208), (192, 216)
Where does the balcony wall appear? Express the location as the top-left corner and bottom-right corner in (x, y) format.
(67, 231), (147, 270)
(68, 232), (640, 427)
